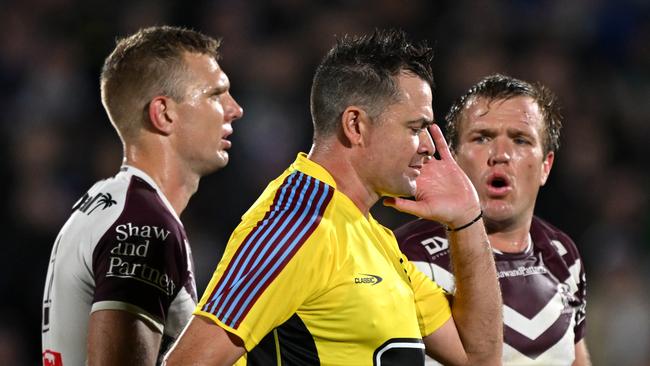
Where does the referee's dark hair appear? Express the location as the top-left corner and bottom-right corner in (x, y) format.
(310, 28), (434, 139)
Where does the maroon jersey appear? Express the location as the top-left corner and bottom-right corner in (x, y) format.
(395, 216), (586, 365)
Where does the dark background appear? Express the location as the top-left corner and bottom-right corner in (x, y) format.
(1, 0), (648, 364)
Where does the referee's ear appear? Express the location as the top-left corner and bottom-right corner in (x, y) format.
(340, 106), (369, 147)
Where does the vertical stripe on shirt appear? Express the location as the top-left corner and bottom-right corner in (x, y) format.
(202, 171), (333, 328)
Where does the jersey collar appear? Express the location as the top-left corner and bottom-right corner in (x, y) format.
(119, 165), (183, 226)
(291, 152), (338, 189)
(492, 233), (533, 257)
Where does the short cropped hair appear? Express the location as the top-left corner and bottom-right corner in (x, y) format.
(100, 26), (221, 140)
(445, 74), (563, 155)
(310, 29), (434, 138)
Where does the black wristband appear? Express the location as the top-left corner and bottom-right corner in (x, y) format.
(446, 211), (483, 232)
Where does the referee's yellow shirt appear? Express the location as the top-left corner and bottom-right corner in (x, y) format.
(196, 153), (451, 365)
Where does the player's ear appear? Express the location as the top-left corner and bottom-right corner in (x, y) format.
(147, 96), (176, 135)
(540, 151), (554, 186)
(340, 106), (370, 146)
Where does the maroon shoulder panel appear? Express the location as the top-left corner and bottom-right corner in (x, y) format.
(92, 176), (191, 323)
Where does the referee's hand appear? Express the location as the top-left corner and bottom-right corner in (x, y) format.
(383, 123), (480, 227)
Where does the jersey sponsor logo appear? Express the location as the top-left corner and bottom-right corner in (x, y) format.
(420, 236), (448, 257)
(557, 283), (580, 313)
(110, 240), (151, 257)
(497, 265), (547, 279)
(105, 224), (176, 296)
(43, 350), (63, 366)
(106, 246), (176, 296)
(76, 192), (117, 214)
(115, 222), (171, 241)
(354, 273), (383, 285)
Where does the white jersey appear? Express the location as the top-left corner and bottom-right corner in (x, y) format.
(42, 166), (197, 366)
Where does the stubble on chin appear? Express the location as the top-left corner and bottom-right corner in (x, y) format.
(482, 203), (518, 232)
(395, 178), (417, 198)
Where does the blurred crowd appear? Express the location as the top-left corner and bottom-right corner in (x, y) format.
(1, 0), (648, 364)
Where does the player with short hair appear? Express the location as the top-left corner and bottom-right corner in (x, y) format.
(395, 74), (590, 365)
(41, 25), (243, 366)
(165, 29), (502, 366)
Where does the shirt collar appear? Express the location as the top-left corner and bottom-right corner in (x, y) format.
(120, 165), (183, 226)
(290, 152), (338, 189)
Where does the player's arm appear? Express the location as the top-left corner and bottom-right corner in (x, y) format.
(385, 124), (502, 365)
(422, 317), (466, 364)
(421, 217), (501, 365)
(87, 310), (162, 366)
(88, 201), (192, 366)
(164, 315), (245, 365)
(572, 339), (591, 366)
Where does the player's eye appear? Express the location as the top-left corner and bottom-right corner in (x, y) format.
(513, 136), (531, 145)
(473, 135), (489, 143)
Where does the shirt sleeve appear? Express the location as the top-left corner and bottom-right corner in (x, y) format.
(402, 253), (452, 337)
(568, 237), (587, 342)
(91, 196), (189, 333)
(194, 178), (334, 351)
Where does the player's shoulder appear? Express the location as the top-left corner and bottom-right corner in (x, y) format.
(71, 171), (129, 216)
(531, 215), (581, 259)
(393, 218), (446, 246)
(90, 170), (188, 277)
(60, 170), (134, 238)
(114, 179), (185, 249)
(86, 168), (182, 239)
(123, 175), (171, 215)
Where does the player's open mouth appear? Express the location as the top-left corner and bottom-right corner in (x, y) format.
(490, 177), (507, 188)
(486, 173), (512, 196)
